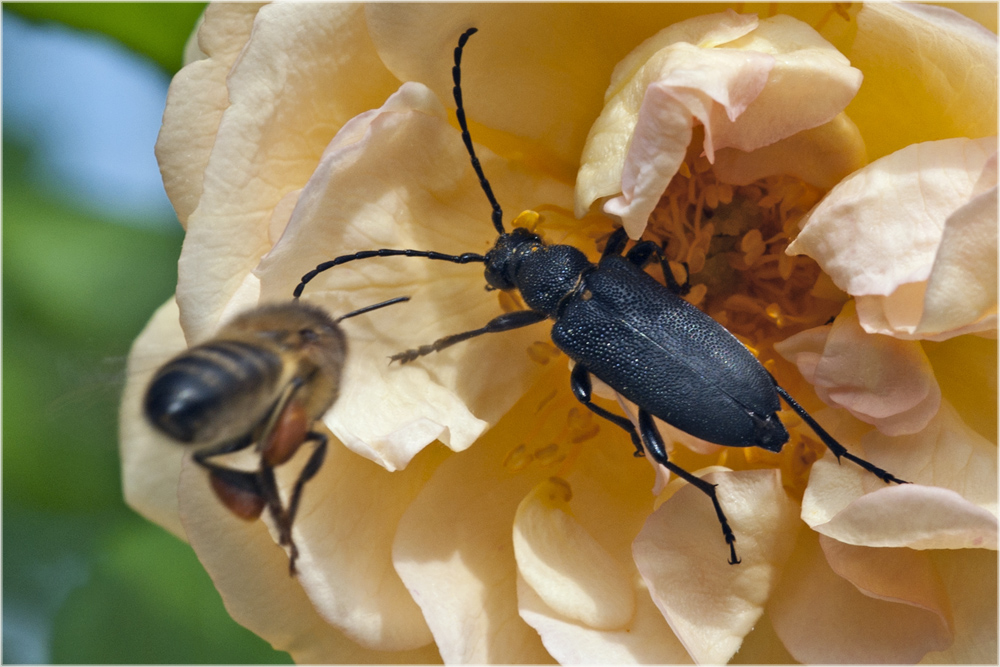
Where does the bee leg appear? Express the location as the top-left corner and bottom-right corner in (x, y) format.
(192, 435), (268, 518)
(275, 431), (328, 576)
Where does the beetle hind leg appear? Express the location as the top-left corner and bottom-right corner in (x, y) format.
(568, 363), (741, 564)
(775, 386), (908, 485)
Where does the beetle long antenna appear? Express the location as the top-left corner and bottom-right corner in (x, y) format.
(335, 296), (411, 322)
(454, 28), (505, 235)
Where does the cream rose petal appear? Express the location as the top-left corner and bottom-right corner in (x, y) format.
(176, 458), (441, 664)
(173, 3), (400, 342)
(256, 82), (572, 470)
(770, 530), (953, 663)
(391, 374), (561, 664)
(803, 401), (998, 550)
(517, 576), (692, 665)
(787, 136), (997, 339)
(514, 421), (693, 662)
(156, 3), (261, 227)
(578, 11), (862, 237)
(775, 301), (942, 435)
(633, 469), (800, 664)
(924, 548), (998, 663)
(847, 3), (998, 161)
(119, 298), (188, 539)
(284, 440), (444, 651)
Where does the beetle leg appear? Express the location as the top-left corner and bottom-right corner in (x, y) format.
(775, 386), (909, 485)
(390, 309), (548, 364)
(569, 363), (645, 457)
(601, 226), (631, 259)
(637, 408), (741, 565)
(623, 241), (691, 296)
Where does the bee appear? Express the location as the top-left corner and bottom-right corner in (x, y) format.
(143, 297), (409, 574)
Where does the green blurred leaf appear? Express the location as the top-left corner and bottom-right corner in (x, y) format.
(50, 521), (292, 664)
(6, 2), (206, 73)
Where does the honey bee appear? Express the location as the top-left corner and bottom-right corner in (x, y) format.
(143, 297), (408, 574)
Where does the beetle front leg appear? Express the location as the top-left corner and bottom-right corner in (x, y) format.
(636, 409), (741, 565)
(390, 309), (548, 364)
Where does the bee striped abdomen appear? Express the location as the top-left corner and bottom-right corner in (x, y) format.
(144, 339), (284, 445)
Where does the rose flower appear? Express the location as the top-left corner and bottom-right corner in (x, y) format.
(120, 4), (997, 663)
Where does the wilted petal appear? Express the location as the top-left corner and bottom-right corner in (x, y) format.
(775, 301), (941, 435)
(803, 402), (998, 549)
(633, 469), (799, 664)
(770, 530), (953, 663)
(256, 82), (572, 470)
(847, 3), (998, 161)
(176, 458), (441, 664)
(119, 298), (188, 539)
(788, 136), (997, 339)
(173, 3), (401, 342)
(578, 11), (862, 237)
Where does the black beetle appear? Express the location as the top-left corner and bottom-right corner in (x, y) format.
(294, 28), (906, 564)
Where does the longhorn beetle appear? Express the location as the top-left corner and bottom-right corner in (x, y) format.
(295, 28), (907, 564)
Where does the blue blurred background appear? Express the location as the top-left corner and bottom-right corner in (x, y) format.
(3, 4), (290, 663)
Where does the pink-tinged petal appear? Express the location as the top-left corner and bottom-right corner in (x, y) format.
(915, 185), (998, 339)
(770, 530), (953, 663)
(256, 83), (571, 470)
(513, 479), (635, 631)
(787, 137), (996, 302)
(847, 3), (998, 162)
(924, 548), (998, 663)
(633, 469), (800, 664)
(579, 11), (862, 238)
(174, 3), (400, 342)
(775, 301), (941, 435)
(119, 298), (188, 539)
(518, 575), (693, 665)
(713, 112), (867, 190)
(176, 459), (441, 664)
(287, 442), (445, 651)
(803, 401), (997, 549)
(820, 537), (952, 632)
(391, 374), (564, 664)
(156, 3), (261, 227)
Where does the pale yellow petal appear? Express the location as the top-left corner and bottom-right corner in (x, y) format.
(176, 458), (441, 664)
(288, 441), (445, 651)
(391, 371), (564, 664)
(175, 3), (400, 342)
(847, 3), (998, 161)
(714, 112), (867, 190)
(518, 575), (693, 664)
(788, 137), (996, 299)
(256, 83), (571, 470)
(513, 479), (635, 631)
(770, 530), (953, 663)
(633, 469), (800, 664)
(156, 3), (262, 227)
(923, 548), (999, 663)
(119, 298), (188, 540)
